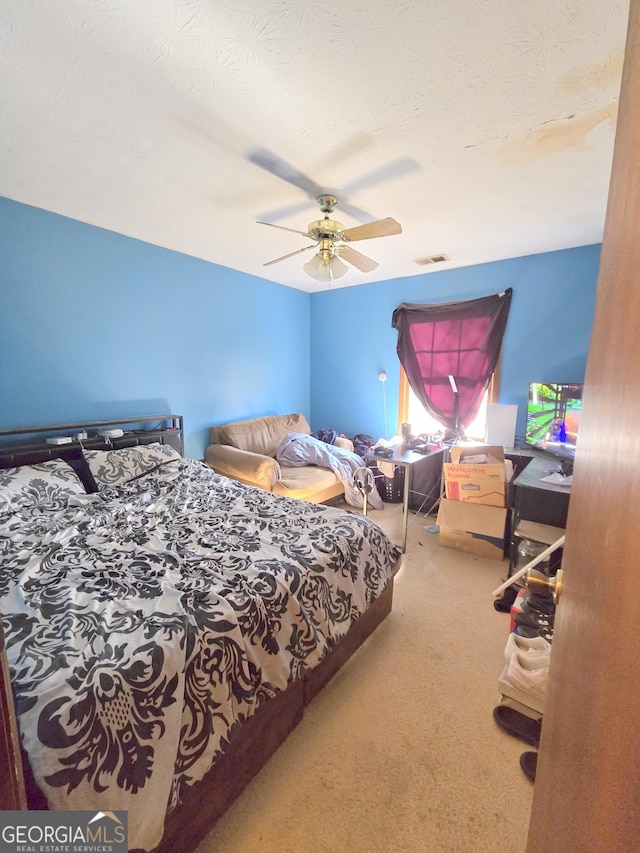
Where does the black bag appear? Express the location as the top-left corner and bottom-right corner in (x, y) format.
(351, 433), (376, 457)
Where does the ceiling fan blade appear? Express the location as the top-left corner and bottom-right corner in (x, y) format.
(344, 157), (421, 195)
(257, 220), (311, 237)
(263, 245), (316, 267)
(260, 197), (374, 225)
(341, 218), (402, 242)
(338, 245), (379, 273)
(256, 199), (319, 222)
(249, 148), (324, 198)
(329, 200), (376, 223)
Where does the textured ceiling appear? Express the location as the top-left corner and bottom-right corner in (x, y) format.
(0, 1), (629, 291)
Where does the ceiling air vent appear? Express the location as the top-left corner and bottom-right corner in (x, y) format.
(414, 254), (450, 266)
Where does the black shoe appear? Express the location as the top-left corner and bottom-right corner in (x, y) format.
(522, 593), (556, 616)
(514, 609), (554, 631)
(493, 706), (542, 747)
(494, 584), (520, 612)
(520, 751), (537, 782)
(515, 624), (554, 642)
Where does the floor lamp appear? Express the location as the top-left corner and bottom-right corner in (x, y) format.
(378, 370), (388, 439)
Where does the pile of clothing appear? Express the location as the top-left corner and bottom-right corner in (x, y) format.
(312, 429), (376, 460)
(493, 570), (557, 783)
(278, 430), (383, 510)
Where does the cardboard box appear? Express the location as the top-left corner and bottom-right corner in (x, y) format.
(443, 444), (513, 507)
(449, 444), (506, 465)
(436, 498), (507, 561)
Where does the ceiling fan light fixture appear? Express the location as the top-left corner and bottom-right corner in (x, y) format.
(260, 194), (400, 281)
(303, 249), (348, 282)
(303, 253), (326, 280)
(315, 261), (332, 283)
(328, 254), (348, 279)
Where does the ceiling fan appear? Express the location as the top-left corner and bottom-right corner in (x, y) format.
(258, 194), (402, 283)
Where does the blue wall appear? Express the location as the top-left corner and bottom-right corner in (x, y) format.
(0, 198), (310, 458)
(310, 246), (601, 443)
(1, 197), (600, 457)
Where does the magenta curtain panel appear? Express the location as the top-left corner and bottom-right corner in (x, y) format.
(391, 289), (512, 432)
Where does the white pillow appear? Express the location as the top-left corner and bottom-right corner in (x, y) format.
(0, 459), (85, 515)
(84, 442), (181, 489)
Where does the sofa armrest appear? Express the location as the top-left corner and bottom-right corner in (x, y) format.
(205, 444), (281, 491)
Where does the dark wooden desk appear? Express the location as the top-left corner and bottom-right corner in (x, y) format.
(508, 456), (571, 574)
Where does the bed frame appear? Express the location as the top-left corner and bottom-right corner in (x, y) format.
(0, 415), (184, 468)
(0, 416), (397, 853)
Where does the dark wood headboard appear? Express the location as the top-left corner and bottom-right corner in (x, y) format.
(0, 415), (184, 485)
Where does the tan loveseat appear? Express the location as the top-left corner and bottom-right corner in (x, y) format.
(205, 413), (354, 504)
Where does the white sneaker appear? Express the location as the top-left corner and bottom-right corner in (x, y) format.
(506, 651), (549, 702)
(504, 632), (551, 664)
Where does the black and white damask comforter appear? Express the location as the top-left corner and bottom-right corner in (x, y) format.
(0, 453), (397, 851)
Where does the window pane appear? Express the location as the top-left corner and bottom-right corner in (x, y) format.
(407, 385), (488, 441)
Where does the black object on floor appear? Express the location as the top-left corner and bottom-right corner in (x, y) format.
(493, 705), (542, 747)
(522, 592), (556, 616)
(515, 624), (554, 642)
(520, 750), (538, 782)
(493, 584), (520, 612)
(513, 609), (554, 631)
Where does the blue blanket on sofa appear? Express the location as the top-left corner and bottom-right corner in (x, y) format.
(275, 432), (383, 510)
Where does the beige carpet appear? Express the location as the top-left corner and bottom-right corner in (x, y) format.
(194, 502), (534, 853)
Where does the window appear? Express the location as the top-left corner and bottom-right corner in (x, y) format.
(392, 290), (511, 436)
(398, 354), (501, 442)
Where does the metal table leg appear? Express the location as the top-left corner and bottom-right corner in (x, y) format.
(401, 462), (410, 553)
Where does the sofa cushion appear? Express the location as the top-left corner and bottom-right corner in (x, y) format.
(218, 414), (311, 457)
(274, 465), (344, 502)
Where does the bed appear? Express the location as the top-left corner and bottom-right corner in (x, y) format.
(0, 416), (400, 852)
